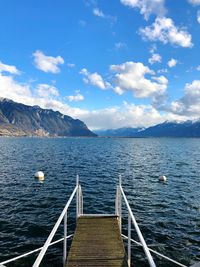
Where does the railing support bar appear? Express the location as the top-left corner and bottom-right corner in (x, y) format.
(63, 211), (67, 267)
(81, 193), (83, 214)
(128, 213), (131, 267)
(115, 187), (118, 215)
(120, 186), (156, 267)
(79, 186), (82, 215)
(0, 235), (73, 266)
(76, 175), (79, 218)
(118, 175), (122, 232)
(33, 185), (78, 267)
(121, 234), (187, 267)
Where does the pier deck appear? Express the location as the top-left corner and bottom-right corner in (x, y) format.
(66, 215), (128, 267)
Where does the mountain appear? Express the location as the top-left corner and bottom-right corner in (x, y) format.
(137, 121), (200, 137)
(0, 98), (96, 137)
(94, 127), (143, 137)
(96, 121), (200, 138)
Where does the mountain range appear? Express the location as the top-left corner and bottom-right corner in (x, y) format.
(95, 121), (200, 138)
(0, 98), (96, 137)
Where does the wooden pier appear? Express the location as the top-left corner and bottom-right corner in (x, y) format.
(66, 215), (128, 267)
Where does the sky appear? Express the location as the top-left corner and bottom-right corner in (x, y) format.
(1, 0), (200, 130)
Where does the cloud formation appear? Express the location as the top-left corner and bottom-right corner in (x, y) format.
(36, 84), (59, 98)
(110, 61), (168, 98)
(148, 53), (162, 64)
(197, 10), (200, 23)
(66, 91), (84, 102)
(0, 67), (194, 130)
(0, 70), (166, 130)
(140, 17), (193, 47)
(0, 73), (32, 104)
(80, 68), (110, 90)
(167, 58), (178, 68)
(93, 8), (105, 17)
(79, 102), (165, 130)
(33, 50), (64, 73)
(168, 80), (200, 116)
(0, 61), (20, 75)
(120, 0), (166, 20)
(92, 6), (117, 24)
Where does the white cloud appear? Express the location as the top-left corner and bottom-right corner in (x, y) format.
(92, 7), (117, 24)
(167, 58), (178, 68)
(80, 68), (110, 90)
(0, 71), (165, 130)
(168, 80), (200, 116)
(0, 68), (197, 130)
(0, 72), (87, 119)
(188, 0), (200, 5)
(149, 44), (157, 54)
(120, 0), (166, 20)
(93, 8), (105, 17)
(113, 86), (124, 95)
(0, 73), (32, 104)
(0, 61), (20, 75)
(197, 10), (200, 23)
(196, 65), (200, 71)
(110, 61), (168, 98)
(152, 75), (168, 84)
(33, 50), (64, 73)
(36, 84), (59, 98)
(66, 91), (84, 102)
(148, 53), (162, 64)
(80, 103), (164, 130)
(140, 17), (193, 47)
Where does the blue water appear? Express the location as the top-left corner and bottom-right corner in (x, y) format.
(0, 137), (199, 267)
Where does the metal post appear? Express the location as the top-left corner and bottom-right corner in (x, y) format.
(118, 175), (122, 232)
(63, 211), (67, 267)
(81, 194), (83, 214)
(115, 186), (119, 215)
(79, 186), (82, 215)
(128, 213), (131, 267)
(76, 175), (79, 218)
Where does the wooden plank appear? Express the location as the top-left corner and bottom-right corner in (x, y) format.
(66, 216), (128, 267)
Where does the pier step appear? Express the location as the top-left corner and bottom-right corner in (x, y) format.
(66, 215), (128, 267)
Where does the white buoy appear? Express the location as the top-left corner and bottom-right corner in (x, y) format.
(159, 175), (167, 182)
(35, 171), (45, 180)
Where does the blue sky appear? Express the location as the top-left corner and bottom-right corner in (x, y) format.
(1, 0), (200, 130)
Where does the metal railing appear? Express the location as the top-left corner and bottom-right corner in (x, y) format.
(0, 175), (189, 267)
(0, 235), (73, 266)
(33, 175), (82, 267)
(115, 175), (156, 267)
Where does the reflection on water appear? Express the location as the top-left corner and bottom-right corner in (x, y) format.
(0, 137), (199, 266)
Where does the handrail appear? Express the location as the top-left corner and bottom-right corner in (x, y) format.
(121, 234), (188, 267)
(120, 185), (156, 267)
(32, 185), (78, 267)
(115, 175), (156, 267)
(0, 235), (73, 266)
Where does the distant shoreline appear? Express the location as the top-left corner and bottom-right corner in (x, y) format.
(0, 135), (200, 138)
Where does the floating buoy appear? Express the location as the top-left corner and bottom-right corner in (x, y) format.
(35, 171), (45, 180)
(159, 175), (167, 182)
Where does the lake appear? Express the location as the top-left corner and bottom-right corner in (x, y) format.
(0, 137), (199, 267)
